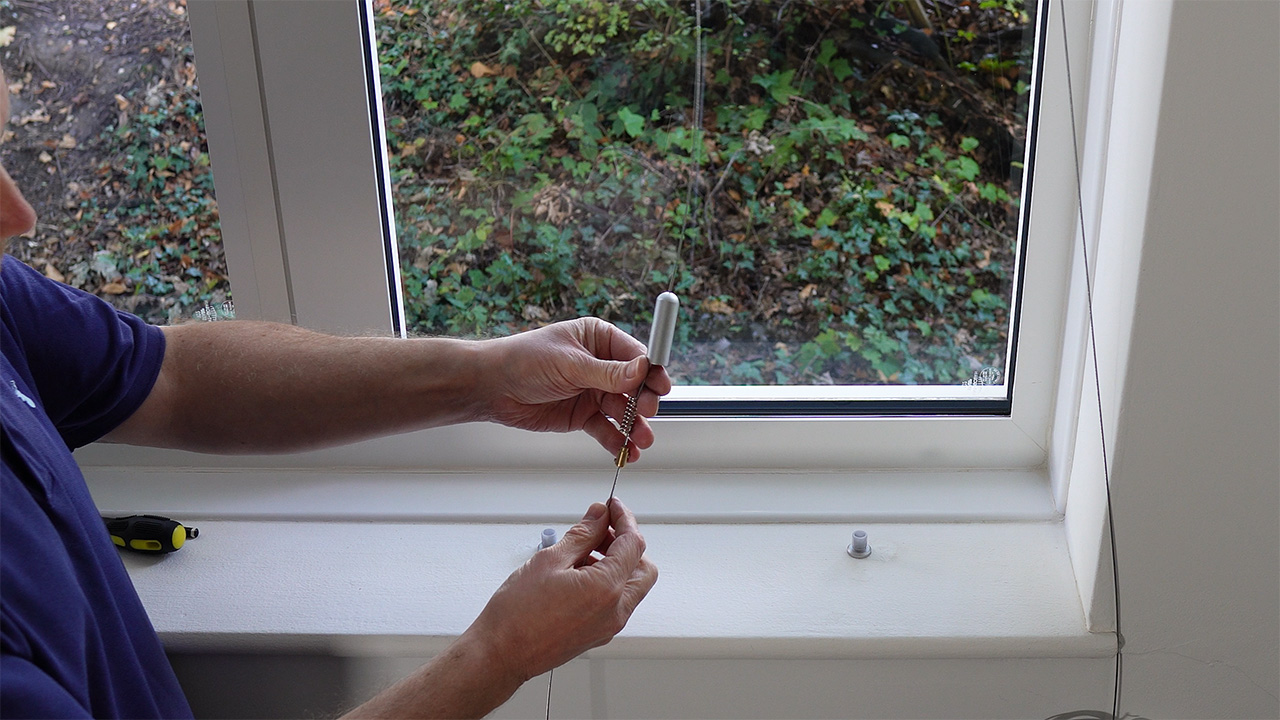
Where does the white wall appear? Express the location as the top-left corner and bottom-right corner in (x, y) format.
(1104, 0), (1279, 716)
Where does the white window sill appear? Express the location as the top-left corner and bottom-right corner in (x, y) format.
(86, 469), (1113, 661)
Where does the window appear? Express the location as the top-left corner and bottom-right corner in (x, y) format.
(0, 0), (229, 324)
(82, 0), (1136, 683)
(369, 1), (1047, 416)
(172, 0), (1091, 473)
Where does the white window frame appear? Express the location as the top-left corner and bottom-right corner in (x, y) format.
(152, 0), (1099, 476)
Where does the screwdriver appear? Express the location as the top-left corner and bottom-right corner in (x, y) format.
(103, 515), (199, 554)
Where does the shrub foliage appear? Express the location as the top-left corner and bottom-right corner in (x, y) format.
(378, 0), (1033, 385)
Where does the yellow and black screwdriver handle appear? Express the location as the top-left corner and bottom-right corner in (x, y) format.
(103, 515), (198, 554)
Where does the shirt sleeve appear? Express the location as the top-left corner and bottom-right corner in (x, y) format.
(0, 655), (92, 719)
(0, 257), (166, 449)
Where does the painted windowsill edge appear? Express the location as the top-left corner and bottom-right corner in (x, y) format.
(85, 467), (1057, 525)
(97, 469), (1113, 661)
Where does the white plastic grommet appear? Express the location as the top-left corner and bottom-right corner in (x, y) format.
(847, 529), (871, 558)
(540, 528), (558, 549)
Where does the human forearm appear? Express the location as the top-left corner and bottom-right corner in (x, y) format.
(107, 316), (673, 456)
(342, 630), (523, 720)
(107, 321), (494, 453)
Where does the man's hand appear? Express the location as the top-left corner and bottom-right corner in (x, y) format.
(469, 498), (658, 680)
(344, 499), (658, 719)
(481, 318), (673, 461)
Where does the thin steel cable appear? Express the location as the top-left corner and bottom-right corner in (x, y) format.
(547, 381), (641, 719)
(1057, 1), (1124, 717)
(668, 0), (707, 294)
(544, 667), (553, 720)
(550, 4), (698, 716)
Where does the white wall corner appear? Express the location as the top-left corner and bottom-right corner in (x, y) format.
(1063, 366), (1117, 632)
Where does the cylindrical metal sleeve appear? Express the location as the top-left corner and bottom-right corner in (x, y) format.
(647, 292), (680, 367)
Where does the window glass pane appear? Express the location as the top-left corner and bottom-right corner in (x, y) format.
(372, 0), (1037, 389)
(0, 0), (230, 324)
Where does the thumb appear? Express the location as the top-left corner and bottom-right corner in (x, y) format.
(588, 356), (646, 395)
(553, 502), (609, 564)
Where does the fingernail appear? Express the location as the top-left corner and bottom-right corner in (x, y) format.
(584, 503), (605, 521)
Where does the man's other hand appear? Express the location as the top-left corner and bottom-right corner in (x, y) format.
(344, 499), (658, 719)
(468, 498), (659, 682)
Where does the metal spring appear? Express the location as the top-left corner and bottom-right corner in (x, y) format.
(614, 391), (640, 468)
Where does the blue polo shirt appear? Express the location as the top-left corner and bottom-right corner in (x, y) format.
(1, 257), (191, 718)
